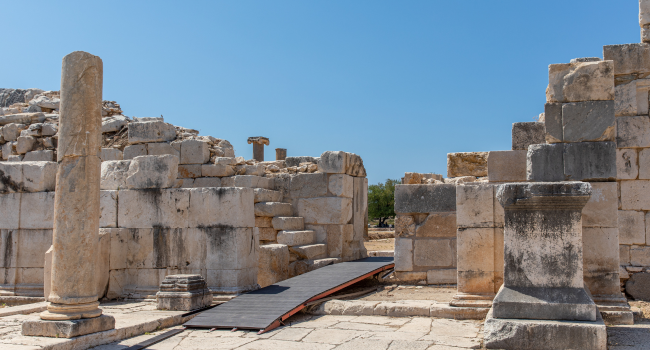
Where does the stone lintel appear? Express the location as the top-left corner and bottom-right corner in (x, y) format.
(22, 314), (115, 338)
(492, 286), (597, 321)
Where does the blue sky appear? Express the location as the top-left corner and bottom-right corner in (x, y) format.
(0, 1), (640, 184)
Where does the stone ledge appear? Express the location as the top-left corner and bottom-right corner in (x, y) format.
(308, 299), (488, 320)
(0, 301), (48, 318)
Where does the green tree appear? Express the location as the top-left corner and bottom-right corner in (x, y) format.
(368, 179), (399, 227)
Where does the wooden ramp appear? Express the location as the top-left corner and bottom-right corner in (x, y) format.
(184, 257), (394, 333)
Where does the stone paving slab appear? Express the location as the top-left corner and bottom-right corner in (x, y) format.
(0, 302), (49, 318)
(311, 299), (488, 320)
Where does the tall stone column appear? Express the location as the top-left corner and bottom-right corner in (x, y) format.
(275, 148), (287, 161)
(247, 136), (269, 162)
(23, 51), (115, 338)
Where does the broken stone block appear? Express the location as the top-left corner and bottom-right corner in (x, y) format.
(258, 244), (289, 288)
(20, 192), (55, 229)
(289, 244), (326, 260)
(156, 274), (212, 311)
(617, 149), (639, 180)
(201, 164), (234, 177)
(415, 212), (456, 238)
(512, 122), (545, 150)
(487, 150), (527, 182)
(546, 60), (614, 103)
(603, 43), (650, 75)
(100, 190), (117, 228)
(188, 187), (254, 228)
(447, 152), (488, 177)
(7, 155), (23, 162)
(125, 155), (178, 189)
(193, 177), (221, 188)
(318, 151), (366, 177)
(626, 272), (650, 301)
(101, 115), (128, 133)
(2, 142), (14, 160)
(180, 139), (210, 164)
(2, 123), (20, 141)
(99, 148), (123, 161)
(118, 189), (190, 228)
(127, 121), (176, 144)
(328, 174), (353, 197)
(618, 210), (646, 244)
(285, 156), (316, 168)
(178, 164), (202, 178)
(123, 144), (147, 160)
(617, 116), (650, 148)
(296, 197), (352, 224)
(414, 239), (453, 267)
(100, 160), (131, 190)
(147, 142), (180, 159)
(582, 182), (618, 228)
(22, 161), (57, 192)
(562, 101), (615, 142)
(394, 184), (456, 214)
(255, 202), (293, 217)
(526, 143), (564, 182)
(15, 136), (35, 154)
(563, 142), (616, 181)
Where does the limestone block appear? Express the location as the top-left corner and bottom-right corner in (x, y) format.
(562, 101), (615, 142)
(223, 175), (272, 189)
(620, 244), (631, 265)
(128, 121), (176, 144)
(101, 115), (128, 133)
(639, 149), (650, 179)
(296, 197), (352, 224)
(447, 152), (488, 177)
(147, 142), (179, 158)
(394, 184), (456, 214)
(2, 142), (14, 160)
(256, 227), (277, 241)
(179, 178), (194, 188)
(326, 224), (353, 258)
(630, 246), (650, 266)
(457, 228), (495, 272)
(118, 189), (190, 228)
(583, 227), (620, 277)
(201, 164), (234, 177)
(582, 182), (618, 228)
(328, 174), (353, 197)
(214, 157), (236, 166)
(255, 216), (272, 228)
(286, 156), (317, 168)
(180, 139), (210, 164)
(413, 239), (453, 267)
(178, 164), (202, 178)
(456, 183), (494, 228)
(487, 150), (527, 182)
(123, 144), (147, 159)
(618, 210), (646, 244)
(403, 172), (423, 184)
(394, 271), (427, 283)
(642, 1), (650, 27)
(318, 151), (366, 177)
(22, 161), (57, 192)
(620, 180), (650, 210)
(603, 43), (650, 75)
(618, 149), (639, 180)
(277, 230), (316, 246)
(512, 122), (545, 151)
(7, 155), (23, 162)
(189, 187), (254, 228)
(100, 190), (117, 228)
(563, 142), (616, 181)
(352, 176), (368, 242)
(23, 150), (54, 162)
(289, 243), (326, 260)
(22, 314), (116, 338)
(412, 212), (455, 239)
(258, 244), (289, 288)
(2, 123), (20, 142)
(617, 116), (650, 148)
(546, 60), (614, 103)
(19, 192), (54, 229)
(614, 79), (650, 117)
(100, 160), (131, 190)
(97, 230), (110, 298)
(205, 227), (258, 270)
(193, 177), (221, 188)
(206, 268), (258, 293)
(125, 155), (178, 189)
(289, 173), (328, 198)
(237, 164), (265, 177)
(626, 272), (650, 301)
(427, 269), (457, 284)
(644, 26), (650, 44)
(16, 136), (35, 154)
(0, 194), (20, 228)
(15, 229), (52, 268)
(395, 238), (413, 271)
(255, 202), (293, 217)
(99, 148), (123, 162)
(0, 162), (23, 193)
(272, 217), (304, 231)
(253, 188), (282, 203)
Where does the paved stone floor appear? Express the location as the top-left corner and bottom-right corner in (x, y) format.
(92, 314), (484, 349)
(607, 323), (650, 350)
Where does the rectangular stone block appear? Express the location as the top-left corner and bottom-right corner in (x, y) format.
(100, 190), (117, 228)
(326, 224), (352, 258)
(19, 192), (54, 229)
(447, 152), (488, 177)
(0, 162), (23, 193)
(123, 144), (147, 160)
(620, 244), (630, 265)
(563, 142), (616, 181)
(126, 155), (178, 189)
(394, 237), (413, 271)
(128, 121), (176, 144)
(512, 122), (545, 150)
(582, 182), (618, 228)
(618, 210), (646, 244)
(457, 270), (495, 294)
(178, 164), (202, 178)
(223, 175), (272, 189)
(206, 268), (258, 293)
(457, 227), (495, 272)
(544, 102), (563, 143)
(147, 142), (179, 158)
(100, 160), (130, 190)
(414, 239), (453, 267)
(415, 212), (456, 238)
(562, 101), (615, 142)
(352, 177), (368, 242)
(285, 156), (317, 168)
(547, 60), (614, 103)
(203, 227), (258, 270)
(22, 314), (116, 338)
(456, 183), (494, 228)
(180, 139), (210, 164)
(527, 143), (564, 182)
(603, 43), (650, 75)
(618, 148), (639, 180)
(288, 173), (328, 198)
(487, 150), (527, 182)
(189, 187), (254, 228)
(614, 79), (650, 117)
(256, 227), (277, 241)
(296, 197), (352, 224)
(318, 151), (366, 177)
(117, 189), (190, 228)
(201, 164), (234, 177)
(620, 180), (650, 210)
(583, 227), (620, 276)
(24, 150), (54, 162)
(630, 245), (650, 266)
(328, 174), (353, 198)
(394, 184), (456, 214)
(258, 244), (289, 288)
(0, 193), (20, 229)
(639, 149), (650, 179)
(22, 162), (57, 192)
(15, 229), (52, 268)
(100, 148), (123, 161)
(427, 269), (457, 284)
(255, 216), (273, 228)
(617, 116), (650, 148)
(193, 177), (221, 188)
(255, 202), (293, 217)
(0, 229), (18, 268)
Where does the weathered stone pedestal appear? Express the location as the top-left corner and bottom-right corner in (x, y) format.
(156, 275), (212, 311)
(276, 148), (287, 161)
(484, 182), (606, 350)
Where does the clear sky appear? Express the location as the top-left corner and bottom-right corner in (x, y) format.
(0, 1), (640, 184)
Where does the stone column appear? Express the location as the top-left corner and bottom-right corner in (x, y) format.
(247, 136), (269, 162)
(275, 148), (287, 161)
(23, 51), (115, 338)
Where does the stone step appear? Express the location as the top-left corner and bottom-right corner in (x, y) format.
(272, 217), (304, 231)
(253, 188), (283, 203)
(277, 230), (316, 246)
(254, 202), (293, 217)
(289, 244), (327, 260)
(289, 257), (340, 277)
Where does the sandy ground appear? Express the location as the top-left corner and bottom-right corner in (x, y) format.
(364, 238), (394, 251)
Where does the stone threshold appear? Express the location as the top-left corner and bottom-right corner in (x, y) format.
(308, 299), (489, 320)
(0, 301), (48, 317)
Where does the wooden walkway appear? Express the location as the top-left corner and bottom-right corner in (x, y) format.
(184, 257), (394, 333)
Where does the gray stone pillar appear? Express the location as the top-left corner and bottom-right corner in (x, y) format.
(247, 136), (269, 162)
(275, 148), (287, 161)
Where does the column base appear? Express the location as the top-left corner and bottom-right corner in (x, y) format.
(483, 308), (606, 350)
(22, 314), (115, 338)
(492, 285), (597, 321)
(449, 292), (495, 308)
(41, 301), (102, 320)
(592, 293), (634, 325)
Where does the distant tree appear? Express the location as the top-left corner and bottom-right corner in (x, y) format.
(368, 179), (399, 227)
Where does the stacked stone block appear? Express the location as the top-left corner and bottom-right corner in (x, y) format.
(394, 184), (457, 284)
